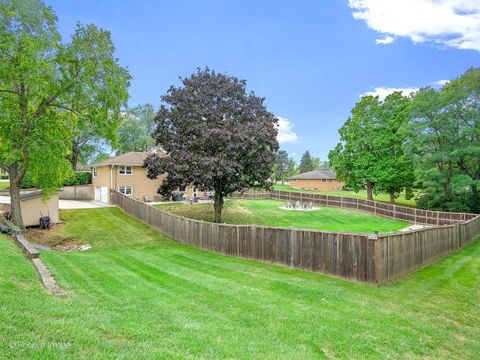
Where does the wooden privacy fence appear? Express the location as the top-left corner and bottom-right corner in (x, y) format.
(231, 189), (477, 225)
(111, 190), (480, 285)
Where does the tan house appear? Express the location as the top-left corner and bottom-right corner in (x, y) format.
(289, 170), (343, 191)
(20, 190), (60, 227)
(91, 151), (201, 203)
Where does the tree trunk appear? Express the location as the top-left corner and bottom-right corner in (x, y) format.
(71, 141), (80, 170)
(366, 181), (373, 201)
(389, 190), (395, 204)
(213, 190), (224, 223)
(8, 166), (24, 228)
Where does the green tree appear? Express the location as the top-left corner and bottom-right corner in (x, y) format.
(407, 68), (480, 212)
(328, 96), (380, 200)
(286, 157), (298, 178)
(372, 92), (414, 204)
(145, 68), (278, 223)
(311, 157), (321, 170)
(0, 0), (130, 226)
(298, 151), (314, 173)
(115, 103), (156, 154)
(274, 150), (289, 184)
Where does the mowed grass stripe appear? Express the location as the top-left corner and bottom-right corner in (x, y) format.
(1, 208), (479, 359)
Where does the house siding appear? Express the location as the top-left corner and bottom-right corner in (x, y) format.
(92, 165), (167, 202)
(289, 179), (343, 191)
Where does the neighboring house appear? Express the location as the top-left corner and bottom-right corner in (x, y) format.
(289, 170), (343, 191)
(0, 168), (8, 178)
(91, 151), (202, 203)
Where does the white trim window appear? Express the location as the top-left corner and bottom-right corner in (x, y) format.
(92, 167), (97, 178)
(118, 165), (132, 175)
(118, 186), (133, 195)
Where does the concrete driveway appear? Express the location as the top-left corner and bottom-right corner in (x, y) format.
(0, 196), (112, 209)
(59, 200), (113, 209)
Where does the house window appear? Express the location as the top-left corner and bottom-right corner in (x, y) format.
(118, 166), (132, 175)
(92, 168), (97, 178)
(118, 186), (133, 195)
(179, 185), (186, 192)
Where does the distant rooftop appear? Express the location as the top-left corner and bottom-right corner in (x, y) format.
(92, 151), (165, 167)
(289, 169), (337, 180)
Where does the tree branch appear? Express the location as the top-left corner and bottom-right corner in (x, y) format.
(0, 89), (19, 95)
(50, 102), (81, 115)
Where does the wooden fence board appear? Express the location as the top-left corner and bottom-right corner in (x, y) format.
(111, 190), (479, 285)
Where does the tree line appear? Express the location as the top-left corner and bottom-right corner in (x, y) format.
(328, 68), (480, 213)
(1, 0), (478, 227)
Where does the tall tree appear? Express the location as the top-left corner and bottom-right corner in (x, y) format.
(274, 150), (289, 184)
(372, 92), (414, 204)
(298, 151), (314, 173)
(115, 103), (156, 154)
(145, 68), (278, 222)
(0, 0), (130, 227)
(328, 96), (380, 200)
(311, 157), (321, 170)
(406, 68), (480, 212)
(286, 157), (298, 178)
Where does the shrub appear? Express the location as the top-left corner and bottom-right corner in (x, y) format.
(20, 171), (92, 189)
(63, 172), (92, 186)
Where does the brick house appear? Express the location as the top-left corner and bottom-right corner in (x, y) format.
(289, 170), (343, 191)
(91, 151), (200, 203)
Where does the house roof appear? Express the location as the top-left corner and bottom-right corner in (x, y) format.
(92, 151), (165, 167)
(289, 169), (338, 180)
(75, 162), (91, 171)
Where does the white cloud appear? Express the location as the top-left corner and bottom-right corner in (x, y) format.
(348, 0), (480, 51)
(276, 116), (299, 144)
(375, 36), (394, 45)
(361, 87), (419, 100)
(433, 79), (450, 86)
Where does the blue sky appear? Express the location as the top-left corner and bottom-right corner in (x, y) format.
(45, 0), (479, 161)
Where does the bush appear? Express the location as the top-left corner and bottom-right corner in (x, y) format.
(416, 191), (478, 213)
(20, 171), (92, 189)
(63, 172), (92, 186)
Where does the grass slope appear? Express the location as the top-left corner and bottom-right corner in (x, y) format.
(0, 181), (8, 191)
(1, 208), (479, 359)
(156, 199), (407, 233)
(273, 184), (417, 208)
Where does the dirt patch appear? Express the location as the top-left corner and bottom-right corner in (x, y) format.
(24, 226), (91, 252)
(0, 203), (10, 214)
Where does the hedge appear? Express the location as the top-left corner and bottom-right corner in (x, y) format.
(20, 171), (92, 189)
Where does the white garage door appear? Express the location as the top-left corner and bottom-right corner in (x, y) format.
(95, 187), (109, 203)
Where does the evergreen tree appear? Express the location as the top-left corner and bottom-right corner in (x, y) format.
(299, 151), (314, 173)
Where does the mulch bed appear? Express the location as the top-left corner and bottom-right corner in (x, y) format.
(24, 226), (90, 251)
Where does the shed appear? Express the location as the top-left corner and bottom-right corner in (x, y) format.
(19, 191), (60, 227)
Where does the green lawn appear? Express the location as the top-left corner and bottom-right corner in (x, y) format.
(0, 208), (479, 358)
(273, 184), (417, 208)
(156, 199), (407, 233)
(0, 181), (8, 191)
